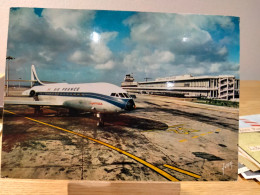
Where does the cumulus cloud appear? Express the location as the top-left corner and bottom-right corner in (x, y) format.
(209, 63), (222, 73)
(121, 12), (238, 79)
(6, 8), (239, 84)
(68, 31), (117, 69)
(124, 13), (213, 50)
(7, 8), (118, 82)
(123, 48), (175, 74)
(217, 47), (228, 56)
(187, 66), (206, 75)
(42, 9), (95, 37)
(95, 60), (115, 69)
(8, 8), (84, 70)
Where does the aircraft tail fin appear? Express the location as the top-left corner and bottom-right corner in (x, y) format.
(31, 65), (44, 86)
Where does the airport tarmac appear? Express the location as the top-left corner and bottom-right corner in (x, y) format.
(1, 94), (238, 181)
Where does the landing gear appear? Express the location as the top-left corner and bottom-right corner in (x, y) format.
(69, 108), (78, 116)
(34, 106), (43, 115)
(96, 113), (104, 127)
(33, 94), (39, 101)
(30, 90), (39, 101)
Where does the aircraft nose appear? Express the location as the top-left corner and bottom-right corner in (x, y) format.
(125, 99), (135, 111)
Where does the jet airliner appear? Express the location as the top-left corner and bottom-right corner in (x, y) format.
(5, 65), (136, 126)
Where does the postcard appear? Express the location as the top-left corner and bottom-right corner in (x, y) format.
(1, 7), (240, 181)
(240, 114), (260, 133)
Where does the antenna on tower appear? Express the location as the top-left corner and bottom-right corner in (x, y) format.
(144, 77), (152, 82)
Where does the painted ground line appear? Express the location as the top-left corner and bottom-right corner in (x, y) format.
(4, 109), (178, 182)
(179, 129), (220, 142)
(144, 124), (185, 132)
(163, 164), (201, 179)
(167, 129), (179, 134)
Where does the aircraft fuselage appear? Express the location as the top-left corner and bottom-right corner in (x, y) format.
(22, 82), (135, 113)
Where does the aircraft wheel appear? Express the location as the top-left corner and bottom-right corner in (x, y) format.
(29, 90), (35, 97)
(97, 121), (104, 127)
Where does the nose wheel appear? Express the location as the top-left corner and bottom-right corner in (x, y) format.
(125, 99), (135, 111)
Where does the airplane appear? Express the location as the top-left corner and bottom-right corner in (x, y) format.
(4, 65), (136, 126)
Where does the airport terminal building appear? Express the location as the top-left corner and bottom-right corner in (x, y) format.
(121, 74), (239, 100)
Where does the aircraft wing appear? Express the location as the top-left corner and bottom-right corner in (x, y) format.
(4, 100), (61, 106)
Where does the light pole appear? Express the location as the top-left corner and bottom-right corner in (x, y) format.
(6, 56), (15, 96)
(19, 78), (21, 88)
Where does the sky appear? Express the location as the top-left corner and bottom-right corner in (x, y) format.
(6, 8), (239, 86)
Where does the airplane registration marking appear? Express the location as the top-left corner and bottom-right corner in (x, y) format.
(164, 164), (201, 179)
(4, 109), (178, 182)
(90, 102), (103, 105)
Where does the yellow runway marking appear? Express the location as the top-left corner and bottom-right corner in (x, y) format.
(167, 124), (200, 135)
(173, 130), (179, 134)
(4, 110), (16, 115)
(4, 110), (178, 182)
(167, 129), (179, 134)
(179, 129), (220, 143)
(164, 164), (201, 179)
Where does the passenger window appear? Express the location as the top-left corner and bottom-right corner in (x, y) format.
(115, 94), (119, 97)
(119, 93), (124, 98)
(111, 93), (116, 96)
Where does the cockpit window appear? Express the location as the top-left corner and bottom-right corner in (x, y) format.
(123, 93), (129, 98)
(111, 93), (130, 98)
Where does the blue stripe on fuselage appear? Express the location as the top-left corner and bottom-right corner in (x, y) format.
(36, 92), (129, 109)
